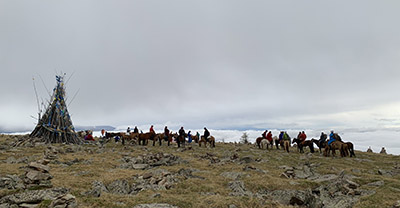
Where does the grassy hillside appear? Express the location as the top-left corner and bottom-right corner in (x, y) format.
(1, 134), (399, 208)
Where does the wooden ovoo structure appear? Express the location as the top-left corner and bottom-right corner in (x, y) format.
(30, 75), (81, 144)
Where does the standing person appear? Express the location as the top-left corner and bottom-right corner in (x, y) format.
(188, 131), (192, 144)
(203, 127), (210, 142)
(178, 127), (186, 148)
(133, 126), (139, 134)
(277, 131), (284, 149)
(196, 131), (200, 143)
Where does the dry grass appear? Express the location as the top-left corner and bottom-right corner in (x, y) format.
(1, 135), (400, 207)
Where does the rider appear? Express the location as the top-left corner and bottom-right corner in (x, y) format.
(178, 127), (186, 147)
(164, 126), (170, 141)
(149, 125), (155, 134)
(133, 126), (139, 134)
(266, 131), (273, 143)
(299, 131), (307, 145)
(328, 130), (336, 146)
(319, 132), (327, 147)
(126, 127), (131, 135)
(279, 131), (284, 142)
(204, 127), (210, 142)
(262, 130), (268, 139)
(283, 131), (290, 141)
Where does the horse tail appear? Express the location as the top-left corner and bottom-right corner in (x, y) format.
(310, 142), (314, 153)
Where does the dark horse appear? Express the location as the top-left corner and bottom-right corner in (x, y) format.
(311, 139), (327, 153)
(342, 141), (356, 157)
(292, 138), (314, 153)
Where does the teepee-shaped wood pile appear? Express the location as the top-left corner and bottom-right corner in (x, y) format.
(30, 74), (81, 144)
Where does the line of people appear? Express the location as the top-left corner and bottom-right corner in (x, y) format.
(261, 129), (340, 147)
(123, 125), (211, 145)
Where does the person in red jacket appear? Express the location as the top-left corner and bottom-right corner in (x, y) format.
(266, 131), (273, 143)
(299, 131), (307, 144)
(149, 125), (155, 134)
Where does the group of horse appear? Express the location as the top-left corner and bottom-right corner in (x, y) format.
(255, 134), (356, 157)
(103, 131), (216, 148)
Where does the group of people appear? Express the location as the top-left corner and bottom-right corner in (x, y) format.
(318, 130), (339, 147)
(122, 125), (211, 144)
(260, 129), (340, 147)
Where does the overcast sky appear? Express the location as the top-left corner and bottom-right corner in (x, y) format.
(1, 0), (400, 134)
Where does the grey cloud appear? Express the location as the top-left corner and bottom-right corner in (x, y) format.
(1, 0), (400, 133)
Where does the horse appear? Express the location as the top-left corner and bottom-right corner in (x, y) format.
(199, 135), (215, 148)
(255, 137), (264, 149)
(280, 139), (290, 153)
(311, 139), (327, 153)
(324, 140), (346, 157)
(260, 139), (273, 149)
(176, 133), (186, 148)
(138, 132), (156, 146)
(342, 141), (356, 157)
(154, 133), (174, 146)
(292, 138), (314, 153)
(192, 135), (199, 143)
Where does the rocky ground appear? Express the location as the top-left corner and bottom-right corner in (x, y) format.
(1, 134), (400, 208)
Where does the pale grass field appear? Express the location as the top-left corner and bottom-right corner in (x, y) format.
(1, 134), (400, 208)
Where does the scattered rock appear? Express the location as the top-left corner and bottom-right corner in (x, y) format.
(228, 181), (252, 197)
(239, 156), (253, 164)
(366, 180), (385, 187)
(243, 165), (267, 174)
(121, 153), (184, 170)
(221, 172), (245, 180)
(152, 193), (161, 198)
(48, 193), (77, 208)
(0, 188), (69, 205)
(393, 200), (400, 208)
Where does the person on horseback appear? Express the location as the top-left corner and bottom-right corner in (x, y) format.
(319, 132), (327, 147)
(328, 130), (335, 146)
(150, 125), (155, 134)
(279, 131), (284, 142)
(188, 131), (192, 143)
(266, 131), (273, 143)
(283, 131), (290, 141)
(164, 126), (170, 141)
(262, 130), (268, 139)
(178, 127), (186, 147)
(299, 131), (307, 145)
(133, 126), (139, 134)
(204, 127), (210, 142)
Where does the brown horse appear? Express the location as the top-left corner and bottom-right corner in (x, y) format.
(256, 137), (272, 149)
(199, 136), (215, 148)
(138, 132), (156, 146)
(192, 135), (199, 143)
(292, 138), (314, 153)
(341, 141), (356, 157)
(324, 140), (346, 157)
(281, 140), (290, 153)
